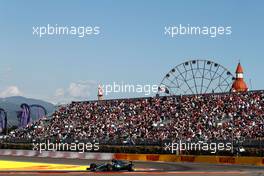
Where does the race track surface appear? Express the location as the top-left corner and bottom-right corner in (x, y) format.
(0, 155), (263, 176)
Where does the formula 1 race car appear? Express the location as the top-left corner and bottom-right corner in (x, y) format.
(87, 159), (134, 172)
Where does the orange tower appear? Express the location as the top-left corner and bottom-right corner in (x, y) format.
(231, 63), (248, 92)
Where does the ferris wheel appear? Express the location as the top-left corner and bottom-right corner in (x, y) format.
(157, 59), (235, 96)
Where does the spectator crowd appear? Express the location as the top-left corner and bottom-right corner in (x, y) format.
(5, 91), (264, 145)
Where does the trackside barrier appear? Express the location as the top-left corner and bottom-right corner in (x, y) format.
(0, 150), (263, 166)
(0, 149), (113, 161)
(114, 153), (264, 166)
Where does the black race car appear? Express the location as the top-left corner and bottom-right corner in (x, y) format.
(87, 159), (134, 172)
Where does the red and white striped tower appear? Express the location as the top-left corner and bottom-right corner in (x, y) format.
(98, 85), (104, 100)
(231, 62), (248, 92)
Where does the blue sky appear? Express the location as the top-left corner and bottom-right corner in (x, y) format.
(0, 1), (263, 104)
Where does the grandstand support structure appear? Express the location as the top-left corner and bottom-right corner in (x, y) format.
(157, 59), (235, 96)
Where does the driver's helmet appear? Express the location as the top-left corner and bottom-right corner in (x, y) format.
(112, 159), (118, 164)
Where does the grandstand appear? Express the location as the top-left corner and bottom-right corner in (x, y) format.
(1, 61), (264, 156)
(2, 90), (263, 155)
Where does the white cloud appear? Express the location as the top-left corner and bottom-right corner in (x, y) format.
(68, 82), (90, 98)
(0, 86), (23, 97)
(53, 80), (97, 104)
(55, 88), (65, 97)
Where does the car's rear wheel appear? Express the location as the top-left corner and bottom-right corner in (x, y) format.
(128, 164), (134, 172)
